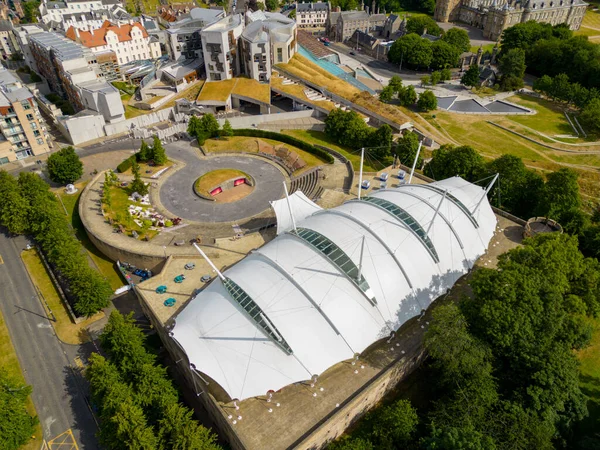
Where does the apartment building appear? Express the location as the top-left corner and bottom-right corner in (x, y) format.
(12, 24), (45, 71)
(241, 11), (296, 83)
(201, 13), (244, 81)
(0, 68), (50, 165)
(0, 20), (17, 60)
(66, 20), (161, 65)
(166, 7), (225, 60)
(39, 0), (129, 31)
(295, 2), (329, 28)
(29, 32), (122, 111)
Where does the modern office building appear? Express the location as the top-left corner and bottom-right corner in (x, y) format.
(240, 11), (296, 83)
(0, 68), (50, 164)
(11, 24), (45, 71)
(65, 20), (161, 65)
(166, 7), (225, 61)
(201, 13), (244, 81)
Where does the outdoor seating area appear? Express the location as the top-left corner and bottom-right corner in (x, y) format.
(164, 298), (177, 307)
(257, 140), (307, 173)
(289, 168), (324, 201)
(174, 274), (185, 283)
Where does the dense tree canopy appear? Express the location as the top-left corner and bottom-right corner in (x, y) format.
(388, 33), (432, 69)
(441, 27), (471, 53)
(581, 98), (600, 134)
(431, 40), (460, 69)
(406, 16), (442, 37)
(0, 370), (37, 450)
(47, 146), (83, 185)
(417, 90), (437, 112)
(461, 64), (480, 87)
(424, 144), (484, 181)
(394, 132), (422, 168)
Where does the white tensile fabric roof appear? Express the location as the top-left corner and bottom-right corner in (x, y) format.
(171, 177), (497, 401)
(270, 190), (322, 235)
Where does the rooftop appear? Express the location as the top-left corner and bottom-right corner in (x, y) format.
(30, 32), (88, 61)
(296, 1), (329, 12)
(202, 13), (242, 33)
(160, 58), (203, 80)
(66, 20), (150, 47)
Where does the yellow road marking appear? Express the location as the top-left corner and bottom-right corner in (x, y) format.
(74, 357), (84, 369)
(0, 253), (3, 264)
(47, 429), (79, 450)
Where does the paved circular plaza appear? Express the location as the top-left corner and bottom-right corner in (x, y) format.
(160, 152), (286, 223)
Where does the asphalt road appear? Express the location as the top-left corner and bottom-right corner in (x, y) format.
(0, 232), (99, 448)
(160, 142), (285, 222)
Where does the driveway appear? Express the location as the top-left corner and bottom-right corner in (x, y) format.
(160, 142), (286, 223)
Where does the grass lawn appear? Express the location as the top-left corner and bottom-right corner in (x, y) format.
(470, 43), (496, 53)
(121, 160), (174, 178)
(57, 183), (124, 290)
(583, 8), (600, 29)
(282, 129), (384, 172)
(105, 186), (159, 240)
(21, 249), (104, 345)
(195, 169), (249, 195)
(203, 136), (330, 173)
(197, 79), (236, 103)
(575, 26), (600, 37)
(507, 94), (576, 137)
(271, 74), (336, 111)
(232, 77), (271, 104)
(391, 9), (430, 18)
(158, 80), (204, 110)
(573, 317), (600, 443)
(0, 310), (43, 450)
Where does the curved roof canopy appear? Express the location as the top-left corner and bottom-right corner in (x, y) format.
(171, 177), (497, 400)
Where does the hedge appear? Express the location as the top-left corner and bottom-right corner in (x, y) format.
(117, 154), (137, 173)
(232, 129), (334, 164)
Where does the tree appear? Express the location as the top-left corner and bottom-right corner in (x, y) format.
(417, 90), (437, 112)
(533, 74), (553, 96)
(368, 124), (393, 161)
(150, 136), (167, 165)
(265, 0), (278, 10)
(324, 108), (371, 149)
(158, 403), (221, 450)
(289, 8), (295, 19)
(379, 85), (394, 103)
(388, 75), (403, 93)
(368, 400), (418, 447)
(221, 119), (234, 137)
(440, 68), (452, 81)
(47, 146), (83, 185)
(431, 40), (460, 70)
(498, 48), (526, 79)
(441, 27), (471, 53)
(423, 425), (497, 450)
(129, 160), (148, 196)
(0, 370), (37, 450)
(424, 144), (485, 181)
(398, 85), (417, 106)
(500, 75), (524, 91)
(22, 0), (40, 23)
(406, 16), (442, 37)
(461, 64), (480, 88)
(70, 271), (112, 317)
(580, 98), (600, 135)
(421, 75), (430, 86)
(389, 34), (432, 70)
(200, 113), (220, 138)
(0, 172), (29, 235)
(431, 71), (441, 85)
(187, 115), (203, 140)
(538, 168), (581, 222)
(394, 132), (422, 168)
(138, 140), (151, 162)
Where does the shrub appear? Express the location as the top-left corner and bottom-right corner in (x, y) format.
(117, 155), (137, 173)
(142, 219), (153, 228)
(164, 220), (173, 227)
(231, 129), (334, 163)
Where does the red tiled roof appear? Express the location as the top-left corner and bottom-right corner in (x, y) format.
(65, 22), (149, 48)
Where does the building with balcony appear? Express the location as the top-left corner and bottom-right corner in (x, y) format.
(0, 68), (50, 165)
(12, 24), (45, 72)
(0, 20), (17, 60)
(240, 11), (296, 83)
(201, 13), (244, 81)
(65, 20), (161, 66)
(295, 1), (329, 28)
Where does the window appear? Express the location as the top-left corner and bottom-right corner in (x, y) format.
(21, 101), (31, 110)
(30, 122), (37, 130)
(26, 114), (33, 121)
(277, 47), (282, 62)
(37, 138), (44, 145)
(33, 130), (40, 137)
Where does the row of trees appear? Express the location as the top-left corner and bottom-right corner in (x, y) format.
(86, 311), (221, 449)
(0, 370), (37, 450)
(139, 136), (167, 166)
(501, 21), (600, 90)
(388, 27), (471, 71)
(187, 114), (233, 145)
(379, 76), (437, 111)
(0, 171), (112, 316)
(331, 233), (600, 449)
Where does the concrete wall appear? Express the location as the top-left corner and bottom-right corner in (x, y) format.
(104, 107), (174, 136)
(216, 109), (316, 128)
(58, 114), (106, 145)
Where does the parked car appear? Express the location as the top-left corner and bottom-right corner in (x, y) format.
(361, 179), (371, 190)
(349, 51), (355, 56)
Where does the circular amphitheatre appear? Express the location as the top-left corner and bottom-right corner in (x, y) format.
(194, 169), (254, 203)
(160, 154), (286, 223)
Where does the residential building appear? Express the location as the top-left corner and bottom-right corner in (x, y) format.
(12, 24), (45, 71)
(29, 32), (122, 113)
(369, 12), (386, 31)
(0, 68), (50, 164)
(157, 3), (195, 27)
(39, 0), (129, 31)
(382, 14), (405, 39)
(0, 19), (17, 60)
(327, 9), (386, 41)
(434, 0), (587, 40)
(65, 20), (161, 65)
(295, 1), (329, 28)
(241, 11), (296, 83)
(166, 7), (225, 60)
(201, 13), (244, 81)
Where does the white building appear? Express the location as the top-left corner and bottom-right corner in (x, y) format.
(241, 11), (296, 83)
(166, 7), (225, 61)
(39, 0), (128, 31)
(65, 20), (161, 66)
(171, 177), (497, 401)
(295, 1), (329, 28)
(201, 13), (244, 81)
(77, 78), (125, 123)
(0, 20), (17, 61)
(11, 24), (45, 72)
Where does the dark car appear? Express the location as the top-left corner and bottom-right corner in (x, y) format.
(349, 51), (355, 55)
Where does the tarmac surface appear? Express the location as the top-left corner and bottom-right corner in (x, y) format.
(160, 148), (286, 223)
(0, 232), (99, 448)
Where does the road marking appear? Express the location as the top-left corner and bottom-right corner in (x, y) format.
(47, 429), (78, 450)
(0, 253), (3, 264)
(73, 357), (84, 369)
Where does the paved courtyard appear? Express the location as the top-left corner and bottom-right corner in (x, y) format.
(160, 144), (286, 223)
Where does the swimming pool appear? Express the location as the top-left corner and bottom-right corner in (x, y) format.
(298, 46), (376, 95)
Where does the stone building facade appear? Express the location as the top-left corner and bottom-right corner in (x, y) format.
(434, 0), (587, 41)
